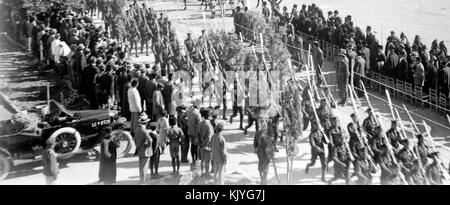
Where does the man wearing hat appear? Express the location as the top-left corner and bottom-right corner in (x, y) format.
(328, 121), (352, 185)
(312, 41), (324, 86)
(385, 43), (399, 78)
(353, 144), (374, 185)
(72, 44), (87, 90)
(379, 144), (401, 185)
(346, 43), (357, 83)
(211, 122), (227, 185)
(305, 120), (328, 182)
(369, 125), (386, 164)
(413, 56), (425, 88)
(187, 98), (202, 166)
(397, 49), (410, 82)
(335, 48), (349, 105)
(397, 138), (421, 184)
(375, 45), (386, 72)
(152, 82), (165, 121)
(135, 114), (152, 183)
(98, 127), (119, 185)
(386, 120), (403, 150)
(42, 137), (59, 185)
(426, 151), (443, 184)
(362, 108), (377, 140)
(416, 134), (432, 166)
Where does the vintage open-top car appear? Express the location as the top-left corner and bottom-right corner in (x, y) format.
(0, 100), (133, 181)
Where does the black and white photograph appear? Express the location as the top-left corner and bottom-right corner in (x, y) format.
(0, 0), (450, 191)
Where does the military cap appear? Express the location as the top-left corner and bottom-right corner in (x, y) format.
(416, 134), (424, 139)
(399, 138), (409, 144)
(366, 108), (372, 113)
(149, 122), (158, 129)
(313, 41), (320, 46)
(429, 151), (439, 157)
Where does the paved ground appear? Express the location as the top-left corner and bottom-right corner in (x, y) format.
(1, 0), (449, 185)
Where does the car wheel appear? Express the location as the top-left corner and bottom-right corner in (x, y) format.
(0, 154), (11, 181)
(111, 130), (134, 158)
(49, 127), (81, 160)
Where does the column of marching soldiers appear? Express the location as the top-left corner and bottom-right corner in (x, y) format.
(231, 3), (450, 185)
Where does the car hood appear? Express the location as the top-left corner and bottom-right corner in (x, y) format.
(75, 110), (111, 120)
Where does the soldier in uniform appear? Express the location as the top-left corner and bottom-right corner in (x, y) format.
(354, 146), (374, 185)
(312, 41), (324, 86)
(369, 126), (386, 164)
(386, 120), (403, 153)
(328, 125), (352, 185)
(127, 11), (141, 58)
(326, 116), (344, 167)
(379, 144), (402, 185)
(302, 99), (315, 131)
(253, 118), (274, 185)
(416, 134), (431, 167)
(161, 37), (174, 76)
(140, 6), (153, 56)
(397, 139), (421, 184)
(150, 16), (161, 56)
(335, 49), (349, 105)
(316, 99), (332, 130)
(362, 108), (377, 141)
(305, 120), (328, 182)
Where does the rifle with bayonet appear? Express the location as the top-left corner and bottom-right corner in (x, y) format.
(360, 81), (408, 184)
(422, 121), (450, 184)
(386, 90), (428, 184)
(127, 12), (142, 40)
(348, 84), (374, 157)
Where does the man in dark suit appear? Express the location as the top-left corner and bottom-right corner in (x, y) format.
(144, 73), (158, 118)
(396, 49), (410, 82)
(162, 74), (176, 116)
(385, 43), (399, 78)
(438, 62), (450, 98)
(82, 57), (100, 109)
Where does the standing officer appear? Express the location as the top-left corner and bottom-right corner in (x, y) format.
(312, 41), (324, 86)
(335, 49), (349, 105)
